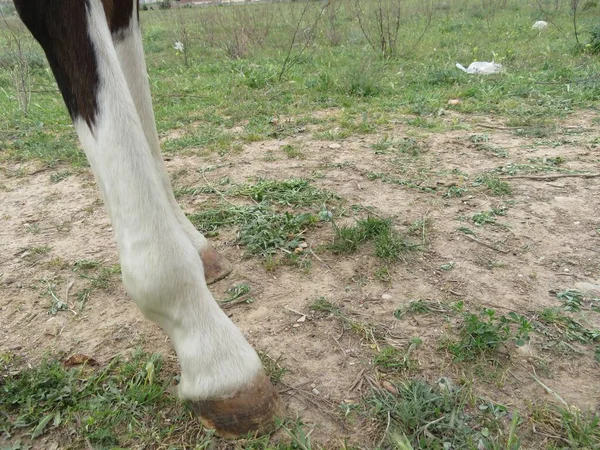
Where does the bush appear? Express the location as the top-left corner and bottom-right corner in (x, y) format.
(589, 24), (600, 54)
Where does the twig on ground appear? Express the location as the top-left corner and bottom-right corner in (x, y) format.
(500, 173), (600, 181)
(464, 235), (509, 254)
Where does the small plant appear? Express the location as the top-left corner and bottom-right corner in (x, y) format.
(50, 170), (71, 183)
(472, 174), (512, 196)
(471, 207), (507, 226)
(589, 23), (600, 54)
(447, 309), (531, 361)
(281, 144), (304, 159)
(365, 379), (512, 448)
(0, 351), (187, 446)
(555, 289), (584, 312)
(330, 216), (416, 260)
(219, 283), (253, 306)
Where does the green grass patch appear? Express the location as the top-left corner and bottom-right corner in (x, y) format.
(0, 351), (187, 447)
(365, 379), (520, 449)
(330, 216), (418, 260)
(445, 309), (532, 362)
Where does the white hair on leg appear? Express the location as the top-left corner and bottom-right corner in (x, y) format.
(77, 0), (263, 401)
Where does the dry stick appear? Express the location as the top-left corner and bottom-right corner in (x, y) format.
(464, 234), (509, 254)
(349, 368), (367, 391)
(532, 424), (571, 446)
(529, 366), (569, 408)
(377, 411), (391, 449)
(476, 124), (520, 130)
(500, 173), (600, 181)
(200, 171), (236, 206)
(284, 305), (306, 318)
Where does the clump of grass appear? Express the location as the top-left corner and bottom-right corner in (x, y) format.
(365, 379), (517, 449)
(472, 174), (512, 196)
(233, 178), (335, 207)
(446, 309), (531, 362)
(281, 144), (305, 159)
(186, 178), (339, 256)
(50, 169), (71, 183)
(309, 297), (379, 343)
(330, 216), (417, 260)
(471, 206), (507, 226)
(219, 283), (253, 307)
(257, 351), (287, 385)
(534, 307), (600, 346)
(373, 339), (421, 373)
(0, 351), (190, 447)
(239, 210), (316, 256)
(531, 403), (600, 448)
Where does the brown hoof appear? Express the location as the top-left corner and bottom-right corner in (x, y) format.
(200, 245), (233, 285)
(190, 372), (285, 438)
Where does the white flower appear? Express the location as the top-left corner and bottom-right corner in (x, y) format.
(174, 41), (184, 52)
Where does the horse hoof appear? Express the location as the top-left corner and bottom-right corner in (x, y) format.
(200, 245), (233, 285)
(189, 372), (285, 438)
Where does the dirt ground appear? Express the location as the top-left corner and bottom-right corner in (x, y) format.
(1, 110), (599, 448)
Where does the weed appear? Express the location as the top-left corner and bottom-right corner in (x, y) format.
(393, 299), (456, 319)
(531, 404), (600, 448)
(373, 339), (420, 372)
(472, 174), (512, 196)
(257, 351), (287, 385)
(365, 379), (511, 449)
(49, 170), (71, 183)
(0, 351), (191, 447)
(443, 185), (467, 198)
(25, 223), (39, 234)
(233, 178), (334, 207)
(239, 210), (316, 256)
(331, 216), (416, 260)
(440, 262), (455, 271)
(457, 226), (476, 236)
(374, 265), (391, 282)
(534, 307), (600, 346)
(219, 283), (253, 306)
(281, 144), (304, 159)
(554, 289), (584, 312)
(446, 309), (531, 361)
(472, 207), (507, 226)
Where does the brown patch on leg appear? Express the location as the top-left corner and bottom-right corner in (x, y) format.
(189, 372), (285, 438)
(200, 245), (233, 285)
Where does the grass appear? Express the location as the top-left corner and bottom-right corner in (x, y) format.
(0, 351), (186, 447)
(445, 309), (532, 362)
(2, 0), (599, 168)
(364, 379), (521, 449)
(330, 216), (418, 260)
(2, 0), (600, 448)
(185, 178), (336, 257)
(0, 350), (313, 449)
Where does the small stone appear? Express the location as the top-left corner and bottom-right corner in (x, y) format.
(298, 242), (308, 248)
(328, 143), (341, 149)
(381, 380), (398, 395)
(381, 293), (393, 301)
(448, 99), (461, 105)
(312, 388), (320, 395)
(296, 315), (306, 323)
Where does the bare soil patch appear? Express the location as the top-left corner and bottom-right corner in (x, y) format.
(1, 111), (599, 448)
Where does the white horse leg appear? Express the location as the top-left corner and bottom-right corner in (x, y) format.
(112, 3), (232, 284)
(13, 0), (283, 436)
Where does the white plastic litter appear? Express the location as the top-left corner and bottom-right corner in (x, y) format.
(455, 61), (503, 75)
(532, 20), (548, 30)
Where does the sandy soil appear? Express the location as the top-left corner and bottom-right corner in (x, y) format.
(1, 110), (599, 449)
